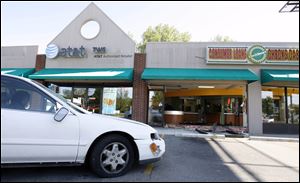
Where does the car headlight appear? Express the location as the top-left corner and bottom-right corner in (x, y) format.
(151, 132), (160, 140)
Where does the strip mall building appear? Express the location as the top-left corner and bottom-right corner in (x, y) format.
(1, 3), (299, 135)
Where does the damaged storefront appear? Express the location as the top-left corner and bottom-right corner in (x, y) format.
(143, 43), (299, 134)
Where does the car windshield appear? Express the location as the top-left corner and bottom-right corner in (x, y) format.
(32, 80), (90, 114)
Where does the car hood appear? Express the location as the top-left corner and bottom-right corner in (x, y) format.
(96, 114), (153, 128)
(78, 113), (157, 140)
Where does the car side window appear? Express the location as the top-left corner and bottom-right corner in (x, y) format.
(1, 76), (57, 113)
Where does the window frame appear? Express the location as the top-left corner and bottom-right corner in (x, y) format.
(261, 85), (299, 125)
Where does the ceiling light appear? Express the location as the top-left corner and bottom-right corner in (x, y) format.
(198, 86), (215, 88)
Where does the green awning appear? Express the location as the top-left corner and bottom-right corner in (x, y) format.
(29, 68), (133, 81)
(261, 69), (299, 86)
(142, 68), (258, 82)
(1, 68), (35, 77)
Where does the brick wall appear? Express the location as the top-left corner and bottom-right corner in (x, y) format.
(35, 54), (46, 71)
(132, 53), (148, 123)
(34, 54), (46, 85)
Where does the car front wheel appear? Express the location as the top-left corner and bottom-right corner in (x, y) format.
(89, 134), (134, 178)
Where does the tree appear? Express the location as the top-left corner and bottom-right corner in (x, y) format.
(151, 91), (164, 110)
(138, 24), (191, 53)
(262, 96), (274, 117)
(116, 88), (132, 113)
(211, 34), (234, 42)
(62, 89), (72, 99)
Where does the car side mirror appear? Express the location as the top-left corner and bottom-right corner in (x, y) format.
(54, 107), (69, 122)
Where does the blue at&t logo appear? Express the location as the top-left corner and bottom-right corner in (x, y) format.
(45, 44), (59, 59)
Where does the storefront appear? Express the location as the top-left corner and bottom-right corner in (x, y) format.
(143, 43), (299, 134)
(1, 3), (299, 135)
(27, 3), (136, 119)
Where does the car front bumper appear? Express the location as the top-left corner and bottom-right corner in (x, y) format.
(134, 138), (165, 163)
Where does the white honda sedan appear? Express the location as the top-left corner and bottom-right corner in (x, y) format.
(1, 74), (165, 178)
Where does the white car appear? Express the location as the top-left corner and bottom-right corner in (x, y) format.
(1, 74), (165, 178)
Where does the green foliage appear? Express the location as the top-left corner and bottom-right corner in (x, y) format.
(138, 24), (191, 53)
(262, 96), (274, 116)
(289, 104), (299, 116)
(62, 89), (72, 99)
(116, 89), (132, 113)
(151, 91), (164, 110)
(211, 34), (234, 42)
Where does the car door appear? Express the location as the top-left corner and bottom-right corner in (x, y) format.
(1, 76), (80, 164)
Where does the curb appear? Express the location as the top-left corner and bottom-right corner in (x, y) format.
(249, 136), (299, 142)
(159, 133), (225, 139)
(159, 132), (299, 142)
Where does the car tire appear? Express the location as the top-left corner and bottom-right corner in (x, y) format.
(89, 134), (135, 178)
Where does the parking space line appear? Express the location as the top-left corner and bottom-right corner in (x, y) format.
(144, 163), (154, 176)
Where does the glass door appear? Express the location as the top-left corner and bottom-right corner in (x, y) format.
(87, 88), (102, 113)
(223, 96), (243, 126)
(287, 88), (299, 124)
(148, 91), (164, 126)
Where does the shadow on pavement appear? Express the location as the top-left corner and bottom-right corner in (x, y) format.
(1, 136), (243, 182)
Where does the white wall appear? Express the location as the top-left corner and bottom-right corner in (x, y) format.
(146, 42), (299, 70)
(1, 46), (38, 68)
(45, 3), (135, 69)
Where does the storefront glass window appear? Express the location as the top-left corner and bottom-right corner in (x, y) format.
(58, 86), (72, 102)
(262, 87), (286, 123)
(87, 88), (101, 113)
(102, 87), (132, 118)
(73, 88), (87, 109)
(148, 91), (164, 125)
(288, 88), (299, 124)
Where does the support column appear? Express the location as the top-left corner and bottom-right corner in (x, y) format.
(132, 53), (148, 123)
(284, 87), (289, 124)
(243, 86), (248, 128)
(248, 81), (263, 135)
(35, 54), (46, 72)
(34, 54), (46, 85)
(220, 96), (225, 125)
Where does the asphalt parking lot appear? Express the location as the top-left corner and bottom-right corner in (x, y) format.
(1, 135), (299, 182)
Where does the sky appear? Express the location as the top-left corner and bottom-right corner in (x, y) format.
(1, 1), (299, 54)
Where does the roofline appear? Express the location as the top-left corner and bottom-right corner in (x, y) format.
(47, 2), (135, 47)
(146, 42), (299, 45)
(91, 2), (135, 45)
(1, 45), (39, 48)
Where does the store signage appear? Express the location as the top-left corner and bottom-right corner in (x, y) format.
(247, 45), (267, 64)
(94, 54), (133, 58)
(46, 44), (87, 59)
(93, 47), (106, 54)
(93, 46), (133, 58)
(60, 46), (86, 58)
(45, 44), (60, 59)
(46, 44), (133, 59)
(207, 45), (299, 65)
(208, 47), (247, 62)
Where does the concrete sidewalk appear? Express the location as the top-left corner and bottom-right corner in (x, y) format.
(154, 127), (225, 139)
(249, 134), (299, 142)
(154, 127), (299, 142)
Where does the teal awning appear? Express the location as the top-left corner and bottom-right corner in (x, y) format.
(261, 69), (299, 86)
(1, 68), (35, 77)
(29, 68), (133, 81)
(142, 68), (258, 82)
